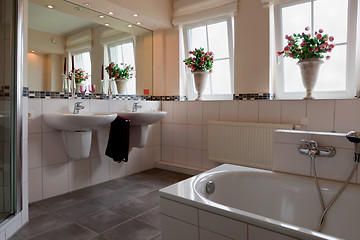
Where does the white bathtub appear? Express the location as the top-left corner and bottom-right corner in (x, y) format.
(159, 164), (360, 240)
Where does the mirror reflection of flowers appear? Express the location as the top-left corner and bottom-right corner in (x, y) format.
(277, 27), (334, 60)
(183, 47), (214, 72)
(67, 68), (89, 83)
(105, 62), (134, 80)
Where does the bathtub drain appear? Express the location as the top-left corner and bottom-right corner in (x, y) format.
(206, 180), (215, 194)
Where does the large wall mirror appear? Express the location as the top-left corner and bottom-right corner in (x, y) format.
(28, 0), (153, 95)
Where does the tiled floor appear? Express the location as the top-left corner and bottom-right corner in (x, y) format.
(10, 169), (191, 240)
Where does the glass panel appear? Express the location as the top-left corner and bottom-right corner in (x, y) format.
(282, 3), (311, 47)
(283, 58), (304, 92)
(211, 59), (231, 94)
(74, 52), (92, 86)
(315, 44), (347, 91)
(188, 26), (207, 51)
(314, 0), (348, 44)
(208, 21), (229, 59)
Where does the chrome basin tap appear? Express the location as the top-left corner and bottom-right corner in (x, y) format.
(73, 102), (85, 114)
(132, 102), (142, 112)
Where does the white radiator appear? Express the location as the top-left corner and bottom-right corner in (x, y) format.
(208, 121), (293, 170)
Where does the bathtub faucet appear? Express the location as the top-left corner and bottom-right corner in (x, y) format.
(298, 140), (336, 158)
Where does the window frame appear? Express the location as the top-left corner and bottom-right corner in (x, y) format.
(182, 17), (234, 100)
(273, 0), (358, 99)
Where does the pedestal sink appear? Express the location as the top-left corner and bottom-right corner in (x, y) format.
(116, 111), (167, 148)
(43, 112), (117, 159)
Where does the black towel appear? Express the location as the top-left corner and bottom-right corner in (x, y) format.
(106, 116), (130, 162)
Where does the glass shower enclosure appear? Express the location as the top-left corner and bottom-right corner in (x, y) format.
(0, 0), (22, 223)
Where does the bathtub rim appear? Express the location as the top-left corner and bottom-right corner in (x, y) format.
(159, 164), (344, 240)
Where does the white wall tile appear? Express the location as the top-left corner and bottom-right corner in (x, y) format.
(162, 101), (174, 123)
(248, 225), (298, 240)
(161, 214), (198, 240)
(89, 100), (109, 113)
(42, 132), (68, 166)
(28, 133), (42, 169)
(173, 102), (187, 124)
(154, 145), (161, 162)
(162, 123), (173, 146)
(173, 147), (187, 165)
(259, 100), (281, 123)
(42, 99), (68, 132)
(109, 160), (126, 180)
(173, 124), (187, 147)
(161, 146), (173, 163)
(273, 130), (312, 145)
(202, 125), (208, 150)
(311, 132), (352, 150)
(220, 101), (238, 122)
(187, 125), (202, 150)
(28, 168), (42, 203)
(202, 151), (219, 170)
(108, 100), (126, 112)
(203, 101), (219, 125)
(199, 210), (247, 240)
(90, 156), (110, 185)
(306, 100), (335, 132)
(334, 99), (360, 133)
(281, 100), (306, 125)
(153, 122), (161, 146)
(126, 148), (141, 175)
(28, 99), (42, 134)
(42, 163), (69, 199)
(22, 139), (29, 184)
(187, 149), (202, 168)
(140, 147), (154, 171)
(69, 159), (91, 191)
(145, 124), (155, 147)
(160, 198), (198, 225)
(187, 102), (202, 125)
(238, 101), (259, 122)
(125, 100), (135, 112)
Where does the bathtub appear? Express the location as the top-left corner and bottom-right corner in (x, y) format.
(159, 164), (360, 240)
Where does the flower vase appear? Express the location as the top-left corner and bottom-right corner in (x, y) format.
(297, 58), (324, 99)
(192, 70), (209, 101)
(115, 78), (129, 95)
(109, 79), (118, 94)
(75, 83), (81, 93)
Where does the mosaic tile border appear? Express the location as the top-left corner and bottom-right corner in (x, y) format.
(233, 93), (275, 100)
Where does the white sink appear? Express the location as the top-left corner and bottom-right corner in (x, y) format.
(116, 111), (167, 148)
(116, 111), (167, 126)
(43, 112), (117, 131)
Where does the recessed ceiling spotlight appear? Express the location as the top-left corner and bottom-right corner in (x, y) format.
(83, 3), (91, 7)
(31, 50), (35, 53)
(136, 21), (141, 25)
(47, 4), (54, 9)
(104, 23), (110, 26)
(127, 24), (132, 28)
(99, 15), (105, 18)
(132, 13), (138, 17)
(108, 11), (114, 15)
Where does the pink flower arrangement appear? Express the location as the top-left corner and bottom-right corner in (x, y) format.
(105, 62), (134, 80)
(68, 68), (89, 83)
(277, 27), (334, 60)
(183, 47), (214, 72)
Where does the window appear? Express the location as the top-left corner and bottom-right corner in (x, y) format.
(108, 41), (136, 94)
(183, 18), (234, 99)
(273, 0), (357, 99)
(73, 51), (91, 86)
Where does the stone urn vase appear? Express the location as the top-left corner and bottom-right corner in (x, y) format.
(115, 78), (128, 95)
(192, 70), (210, 101)
(297, 58), (324, 99)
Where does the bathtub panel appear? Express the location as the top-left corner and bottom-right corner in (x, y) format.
(199, 210), (247, 240)
(199, 228), (232, 240)
(161, 214), (198, 240)
(160, 198), (198, 225)
(248, 225), (299, 240)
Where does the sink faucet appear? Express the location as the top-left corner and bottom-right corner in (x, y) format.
(132, 102), (142, 112)
(73, 102), (85, 114)
(298, 139), (335, 158)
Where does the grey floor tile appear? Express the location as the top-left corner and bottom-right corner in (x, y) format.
(17, 212), (72, 238)
(37, 193), (84, 210)
(71, 184), (114, 199)
(141, 177), (177, 189)
(137, 207), (161, 229)
(102, 219), (160, 240)
(77, 209), (131, 233)
(112, 190), (159, 217)
(8, 234), (24, 240)
(105, 178), (140, 190)
(120, 183), (156, 198)
(27, 223), (97, 240)
(28, 203), (50, 219)
(56, 199), (106, 220)
(93, 191), (134, 208)
(91, 236), (109, 240)
(150, 234), (162, 240)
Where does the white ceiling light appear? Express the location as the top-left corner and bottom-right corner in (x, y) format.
(136, 21), (141, 25)
(99, 15), (105, 18)
(132, 13), (138, 17)
(47, 4), (54, 9)
(83, 3), (91, 7)
(104, 23), (110, 26)
(31, 50), (35, 53)
(127, 24), (132, 28)
(108, 11), (114, 15)
(75, 7), (83, 11)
